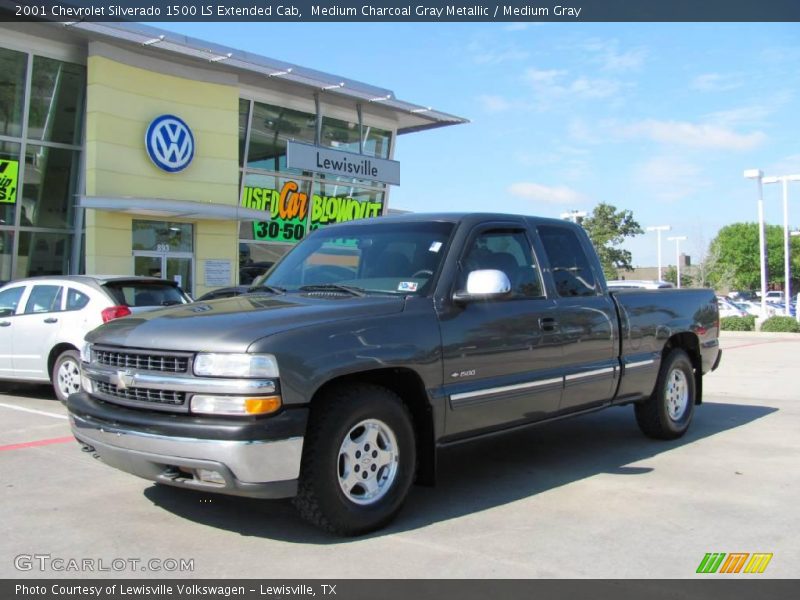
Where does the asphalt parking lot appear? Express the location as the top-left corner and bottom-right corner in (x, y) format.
(1, 332), (798, 579)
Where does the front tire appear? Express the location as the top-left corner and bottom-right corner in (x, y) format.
(635, 349), (696, 440)
(293, 383), (416, 536)
(52, 349), (81, 404)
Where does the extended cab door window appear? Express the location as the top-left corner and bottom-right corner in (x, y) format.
(537, 225), (599, 297)
(458, 229), (545, 299)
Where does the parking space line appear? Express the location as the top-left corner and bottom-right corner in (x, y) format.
(0, 401), (68, 420)
(0, 436), (75, 452)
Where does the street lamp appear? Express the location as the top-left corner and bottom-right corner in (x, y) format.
(667, 236), (688, 288)
(561, 210), (587, 224)
(743, 169), (768, 319)
(761, 173), (800, 316)
(646, 225), (671, 281)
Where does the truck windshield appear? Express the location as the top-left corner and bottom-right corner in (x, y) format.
(259, 221), (454, 295)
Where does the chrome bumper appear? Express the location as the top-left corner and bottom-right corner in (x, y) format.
(70, 413), (303, 499)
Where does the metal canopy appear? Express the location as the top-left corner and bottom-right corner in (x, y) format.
(79, 196), (269, 221)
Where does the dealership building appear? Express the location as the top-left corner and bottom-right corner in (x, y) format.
(0, 21), (465, 296)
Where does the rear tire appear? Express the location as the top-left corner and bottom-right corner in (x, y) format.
(293, 383), (416, 536)
(635, 349), (696, 440)
(52, 349), (81, 404)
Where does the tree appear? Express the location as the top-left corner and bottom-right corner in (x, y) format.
(580, 203), (644, 280)
(707, 222), (800, 291)
(663, 265), (693, 288)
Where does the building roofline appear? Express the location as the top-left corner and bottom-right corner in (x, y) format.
(49, 20), (468, 134)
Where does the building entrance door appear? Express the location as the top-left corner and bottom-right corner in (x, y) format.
(132, 220), (194, 295)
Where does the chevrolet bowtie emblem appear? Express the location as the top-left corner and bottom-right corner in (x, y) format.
(117, 370), (135, 389)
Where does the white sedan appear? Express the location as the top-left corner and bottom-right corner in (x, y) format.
(0, 275), (191, 402)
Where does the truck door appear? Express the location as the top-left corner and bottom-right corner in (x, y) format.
(536, 224), (619, 411)
(438, 224), (562, 438)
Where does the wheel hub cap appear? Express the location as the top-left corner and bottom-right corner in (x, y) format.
(666, 368), (689, 421)
(337, 418), (399, 506)
(58, 360), (81, 397)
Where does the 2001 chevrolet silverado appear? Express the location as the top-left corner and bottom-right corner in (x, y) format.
(69, 213), (721, 535)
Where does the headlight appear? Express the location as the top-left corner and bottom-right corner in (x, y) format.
(193, 353), (279, 378)
(80, 342), (93, 363)
(190, 395), (282, 416)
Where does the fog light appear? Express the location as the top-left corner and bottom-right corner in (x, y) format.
(196, 469), (226, 485)
(81, 373), (93, 394)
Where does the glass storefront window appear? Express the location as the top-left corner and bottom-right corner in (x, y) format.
(17, 230), (72, 277)
(247, 101), (316, 172)
(363, 125), (391, 159)
(321, 115), (360, 154)
(0, 229), (13, 282)
(21, 145), (80, 229)
(0, 141), (21, 227)
(0, 48), (27, 138)
(240, 173), (311, 244)
(238, 98), (250, 168)
(310, 182), (384, 234)
(132, 220), (193, 252)
(27, 56), (85, 146)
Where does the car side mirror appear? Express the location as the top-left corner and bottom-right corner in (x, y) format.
(0, 308), (12, 318)
(453, 269), (511, 303)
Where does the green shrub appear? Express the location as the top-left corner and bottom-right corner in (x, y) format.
(759, 316), (800, 333)
(720, 316), (756, 331)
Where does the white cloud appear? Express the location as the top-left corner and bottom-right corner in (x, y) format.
(507, 182), (586, 205)
(691, 73), (743, 92)
(477, 94), (514, 112)
(523, 68), (624, 104)
(633, 156), (705, 202)
(620, 119), (766, 150)
(583, 38), (647, 71)
(466, 38), (529, 65)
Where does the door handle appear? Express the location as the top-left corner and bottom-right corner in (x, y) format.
(44, 317), (58, 324)
(539, 317), (558, 332)
(0, 321), (10, 327)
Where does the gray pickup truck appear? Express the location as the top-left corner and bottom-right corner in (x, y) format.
(68, 213), (721, 535)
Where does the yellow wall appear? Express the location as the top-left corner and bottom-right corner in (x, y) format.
(84, 53), (240, 297)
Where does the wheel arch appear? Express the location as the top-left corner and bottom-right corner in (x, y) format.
(309, 367), (436, 486)
(662, 332), (702, 404)
(48, 343), (79, 382)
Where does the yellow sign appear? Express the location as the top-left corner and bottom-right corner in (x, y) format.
(0, 159), (18, 204)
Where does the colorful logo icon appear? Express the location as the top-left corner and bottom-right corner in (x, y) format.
(145, 115), (194, 173)
(696, 552), (773, 574)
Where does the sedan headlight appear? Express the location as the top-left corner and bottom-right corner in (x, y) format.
(193, 353), (279, 378)
(80, 342), (93, 363)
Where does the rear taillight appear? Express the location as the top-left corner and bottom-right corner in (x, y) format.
(101, 305), (131, 323)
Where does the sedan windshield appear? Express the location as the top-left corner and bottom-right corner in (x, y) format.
(259, 221), (454, 295)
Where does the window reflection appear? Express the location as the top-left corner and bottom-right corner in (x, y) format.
(0, 141), (21, 227)
(238, 98), (249, 168)
(27, 56), (85, 145)
(0, 229), (13, 282)
(21, 145), (80, 229)
(0, 48), (27, 138)
(247, 101), (316, 172)
(17, 231), (71, 277)
(321, 115), (360, 154)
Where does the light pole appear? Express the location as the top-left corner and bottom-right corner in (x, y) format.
(743, 169), (768, 319)
(667, 236), (688, 288)
(761, 174), (800, 316)
(646, 225), (671, 281)
(561, 210), (587, 224)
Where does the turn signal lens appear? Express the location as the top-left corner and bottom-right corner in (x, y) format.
(190, 394), (282, 416)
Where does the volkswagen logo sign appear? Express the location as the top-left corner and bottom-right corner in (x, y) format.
(145, 114), (195, 173)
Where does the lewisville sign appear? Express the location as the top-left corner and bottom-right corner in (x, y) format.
(287, 141), (400, 186)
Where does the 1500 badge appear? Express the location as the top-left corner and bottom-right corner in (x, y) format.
(451, 369), (477, 378)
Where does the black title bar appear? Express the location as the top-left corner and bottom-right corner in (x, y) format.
(2, 0), (800, 22)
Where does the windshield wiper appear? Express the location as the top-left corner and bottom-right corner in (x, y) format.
(298, 284), (366, 297)
(247, 284), (286, 295)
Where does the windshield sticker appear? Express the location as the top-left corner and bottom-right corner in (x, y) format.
(398, 281), (418, 292)
(429, 241), (443, 253)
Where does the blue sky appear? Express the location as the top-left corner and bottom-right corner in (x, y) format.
(161, 22), (800, 267)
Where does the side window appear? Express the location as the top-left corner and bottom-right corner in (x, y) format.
(460, 229), (544, 299)
(537, 226), (598, 297)
(0, 287), (25, 317)
(66, 288), (90, 311)
(24, 285), (63, 314)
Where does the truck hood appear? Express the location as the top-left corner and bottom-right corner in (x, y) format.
(86, 293), (405, 352)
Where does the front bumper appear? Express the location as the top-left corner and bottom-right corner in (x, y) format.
(69, 393), (306, 499)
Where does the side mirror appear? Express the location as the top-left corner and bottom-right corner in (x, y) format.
(453, 269), (511, 303)
(0, 308), (12, 318)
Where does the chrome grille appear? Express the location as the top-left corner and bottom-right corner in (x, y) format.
(95, 381), (186, 406)
(95, 349), (190, 373)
